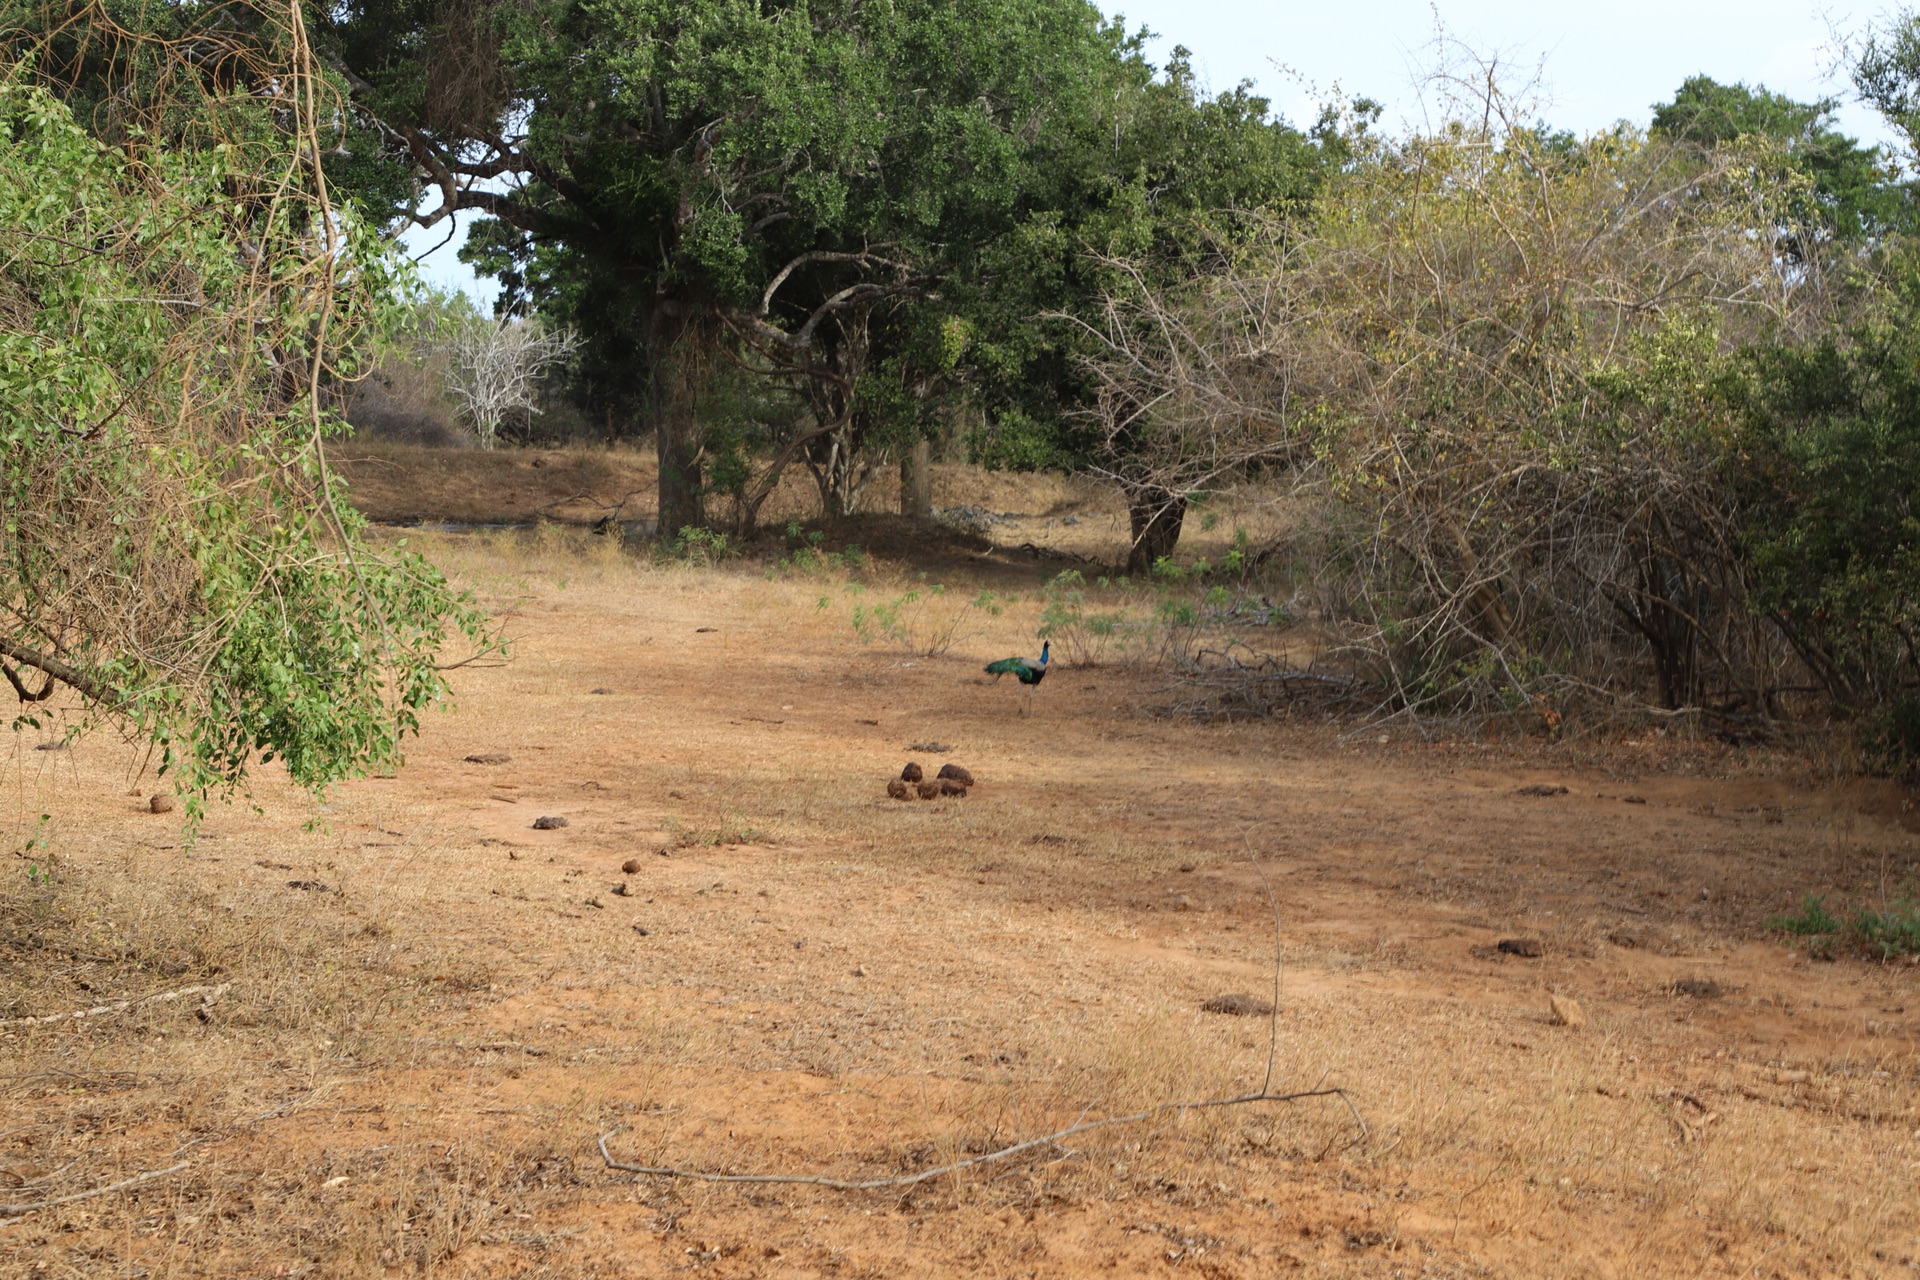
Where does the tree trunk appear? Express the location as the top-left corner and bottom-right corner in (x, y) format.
(648, 316), (704, 539)
(805, 427), (883, 519)
(1126, 488), (1187, 575)
(900, 437), (932, 519)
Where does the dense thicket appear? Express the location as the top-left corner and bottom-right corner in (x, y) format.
(1081, 52), (1920, 763)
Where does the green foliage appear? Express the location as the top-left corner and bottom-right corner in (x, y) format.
(1766, 895), (1842, 936)
(1725, 252), (1920, 769)
(1852, 10), (1920, 159)
(962, 47), (1335, 477)
(668, 526), (735, 565)
(1767, 892), (1920, 958)
(343, 0), (1169, 516)
(0, 55), (493, 810)
(1036, 570), (1127, 666)
(1651, 75), (1912, 245)
(1129, 529), (1256, 584)
(304, 0), (1339, 534)
(774, 524), (868, 577)
(849, 596), (912, 648)
(1853, 896), (1920, 958)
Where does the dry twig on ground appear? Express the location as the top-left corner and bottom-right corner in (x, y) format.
(0, 982), (231, 1030)
(598, 1085), (1363, 1191)
(0, 1163), (191, 1221)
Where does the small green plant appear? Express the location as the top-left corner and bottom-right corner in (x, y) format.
(711, 813), (768, 846)
(1767, 895), (1840, 936)
(851, 592), (914, 647)
(1853, 897), (1920, 959)
(851, 584), (1003, 656)
(1220, 528), (1252, 575)
(17, 813), (54, 886)
(667, 525), (735, 565)
(776, 524), (868, 576)
(1767, 891), (1920, 959)
(1037, 570), (1127, 666)
(1144, 531), (1253, 583)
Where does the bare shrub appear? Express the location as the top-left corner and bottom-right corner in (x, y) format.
(436, 313), (578, 450)
(1082, 52), (1825, 730)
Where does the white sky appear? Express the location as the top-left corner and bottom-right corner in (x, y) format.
(404, 0), (1899, 305)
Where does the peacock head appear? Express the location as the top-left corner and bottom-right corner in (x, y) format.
(1039, 640), (1050, 665)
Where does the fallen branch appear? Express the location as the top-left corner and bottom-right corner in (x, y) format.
(0, 982), (231, 1030)
(5, 1155), (86, 1190)
(598, 1084), (1363, 1191)
(0, 1162), (190, 1219)
(530, 491), (594, 517)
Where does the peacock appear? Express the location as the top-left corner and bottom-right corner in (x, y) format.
(984, 641), (1049, 716)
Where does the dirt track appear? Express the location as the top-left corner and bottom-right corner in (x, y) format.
(4, 529), (1919, 1278)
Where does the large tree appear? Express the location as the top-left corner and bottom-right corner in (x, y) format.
(955, 49), (1339, 571)
(308, 0), (1142, 536)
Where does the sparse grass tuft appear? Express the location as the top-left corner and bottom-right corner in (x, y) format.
(850, 583), (1004, 656)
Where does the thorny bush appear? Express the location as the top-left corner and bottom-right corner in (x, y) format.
(1083, 57), (1919, 763)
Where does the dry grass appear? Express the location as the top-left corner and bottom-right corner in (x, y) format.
(1, 528), (1916, 1277)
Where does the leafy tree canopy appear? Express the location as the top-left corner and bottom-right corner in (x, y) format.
(302, 0), (1157, 530)
(1651, 74), (1913, 244)
(296, 1), (1339, 544)
(960, 47), (1342, 479)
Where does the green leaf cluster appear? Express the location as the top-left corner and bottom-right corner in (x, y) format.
(0, 57), (492, 810)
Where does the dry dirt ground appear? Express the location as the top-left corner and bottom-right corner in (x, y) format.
(4, 514), (1920, 1278)
(324, 440), (1274, 567)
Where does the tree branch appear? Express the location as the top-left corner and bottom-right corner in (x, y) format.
(0, 661), (55, 703)
(0, 637), (118, 706)
(756, 250), (908, 318)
